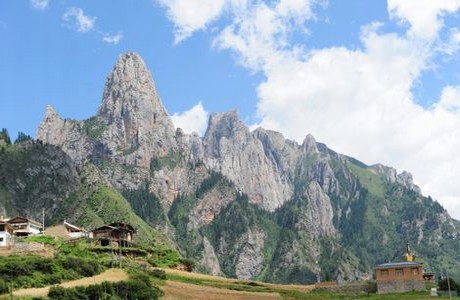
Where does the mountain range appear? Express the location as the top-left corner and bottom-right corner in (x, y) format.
(1, 52), (459, 283)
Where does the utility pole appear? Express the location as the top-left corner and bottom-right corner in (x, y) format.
(446, 269), (452, 299)
(42, 208), (45, 234)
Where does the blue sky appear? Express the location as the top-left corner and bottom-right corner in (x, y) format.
(1, 0), (460, 219)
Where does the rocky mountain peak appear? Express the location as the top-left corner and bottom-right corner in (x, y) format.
(36, 105), (64, 142)
(301, 134), (318, 153)
(96, 52), (175, 151)
(98, 52), (167, 120)
(205, 110), (246, 140)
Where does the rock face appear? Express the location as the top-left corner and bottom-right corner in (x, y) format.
(36, 106), (92, 164)
(233, 228), (266, 279)
(202, 111), (294, 211)
(34, 52), (460, 284)
(97, 52), (176, 159)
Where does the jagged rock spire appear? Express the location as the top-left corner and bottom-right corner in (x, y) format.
(98, 52), (167, 120)
(97, 52), (175, 150)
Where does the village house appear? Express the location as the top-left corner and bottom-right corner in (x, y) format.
(374, 243), (426, 294)
(5, 216), (43, 237)
(91, 222), (135, 247)
(45, 221), (89, 241)
(0, 221), (13, 247)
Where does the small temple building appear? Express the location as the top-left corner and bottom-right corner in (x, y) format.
(374, 242), (425, 294)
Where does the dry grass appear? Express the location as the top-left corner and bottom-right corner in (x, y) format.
(164, 268), (315, 292)
(12, 268), (128, 297)
(162, 268), (315, 299)
(161, 280), (283, 300)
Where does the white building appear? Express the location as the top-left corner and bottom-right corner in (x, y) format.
(0, 221), (13, 247)
(7, 216), (42, 236)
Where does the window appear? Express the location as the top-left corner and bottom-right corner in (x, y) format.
(0, 238), (3, 242)
(411, 268), (419, 275)
(395, 269), (404, 276)
(381, 270), (389, 276)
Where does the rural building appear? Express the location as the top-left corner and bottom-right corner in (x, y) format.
(92, 222), (135, 247)
(375, 243), (425, 294)
(45, 221), (89, 241)
(0, 221), (13, 247)
(6, 216), (42, 236)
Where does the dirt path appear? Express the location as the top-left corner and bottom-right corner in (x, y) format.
(12, 268), (128, 297)
(161, 280), (283, 300)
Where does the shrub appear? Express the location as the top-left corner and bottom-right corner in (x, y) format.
(152, 268), (166, 279)
(180, 258), (195, 272)
(48, 280), (162, 300)
(439, 277), (459, 291)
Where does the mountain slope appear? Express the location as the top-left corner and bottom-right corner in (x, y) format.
(0, 139), (172, 246)
(33, 52), (460, 283)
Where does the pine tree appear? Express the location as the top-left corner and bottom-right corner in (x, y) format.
(14, 131), (32, 144)
(0, 128), (11, 145)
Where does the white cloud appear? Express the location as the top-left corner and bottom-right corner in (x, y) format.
(30, 0), (49, 10)
(387, 0), (460, 39)
(214, 0), (317, 71)
(62, 7), (96, 33)
(171, 102), (209, 135)
(103, 32), (124, 45)
(160, 0), (460, 219)
(440, 28), (460, 55)
(158, 0), (228, 43)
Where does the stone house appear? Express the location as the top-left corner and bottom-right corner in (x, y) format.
(375, 261), (425, 294)
(375, 243), (425, 294)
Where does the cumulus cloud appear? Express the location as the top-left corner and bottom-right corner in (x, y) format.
(30, 0), (49, 10)
(63, 7), (96, 33)
(158, 0), (227, 43)
(171, 102), (209, 135)
(160, 0), (460, 219)
(387, 0), (460, 39)
(103, 32), (124, 45)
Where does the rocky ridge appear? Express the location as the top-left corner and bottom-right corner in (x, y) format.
(34, 52), (460, 283)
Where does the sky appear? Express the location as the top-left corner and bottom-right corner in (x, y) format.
(1, 0), (460, 219)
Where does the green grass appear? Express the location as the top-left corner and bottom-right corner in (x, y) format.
(25, 235), (56, 245)
(347, 161), (385, 197)
(150, 151), (184, 173)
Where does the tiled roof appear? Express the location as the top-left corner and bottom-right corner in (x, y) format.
(375, 261), (422, 269)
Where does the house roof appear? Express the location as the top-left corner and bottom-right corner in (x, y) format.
(7, 216), (42, 227)
(375, 261), (423, 269)
(92, 222), (135, 233)
(108, 222), (135, 232)
(92, 225), (118, 232)
(63, 221), (87, 232)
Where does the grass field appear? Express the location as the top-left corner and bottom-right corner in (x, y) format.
(162, 268), (316, 299)
(160, 269), (448, 300)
